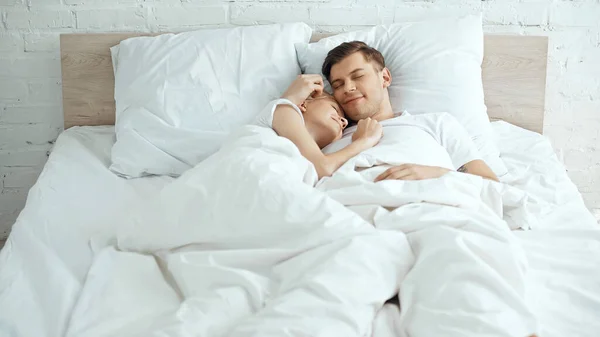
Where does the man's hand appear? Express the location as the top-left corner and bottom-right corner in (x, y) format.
(374, 164), (450, 182)
(457, 160), (499, 182)
(281, 74), (325, 107)
(352, 117), (383, 150)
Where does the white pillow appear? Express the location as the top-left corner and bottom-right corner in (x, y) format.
(295, 14), (508, 176)
(110, 23), (312, 178)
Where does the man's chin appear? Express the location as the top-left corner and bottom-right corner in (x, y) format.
(349, 111), (371, 121)
(346, 109), (362, 120)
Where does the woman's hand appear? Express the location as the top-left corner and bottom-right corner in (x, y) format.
(281, 74), (324, 107)
(352, 117), (383, 149)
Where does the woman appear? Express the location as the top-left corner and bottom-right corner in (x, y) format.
(255, 74), (382, 179)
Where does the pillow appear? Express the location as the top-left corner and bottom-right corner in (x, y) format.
(110, 23), (312, 178)
(295, 14), (508, 177)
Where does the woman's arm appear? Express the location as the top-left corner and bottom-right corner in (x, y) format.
(269, 74), (382, 179)
(272, 105), (376, 178)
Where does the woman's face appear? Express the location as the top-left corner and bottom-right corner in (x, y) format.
(301, 94), (348, 148)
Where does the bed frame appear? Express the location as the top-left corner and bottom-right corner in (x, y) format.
(60, 32), (548, 134)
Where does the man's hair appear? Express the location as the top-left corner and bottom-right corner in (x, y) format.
(322, 41), (386, 81)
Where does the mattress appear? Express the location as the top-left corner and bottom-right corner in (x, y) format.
(0, 122), (598, 337)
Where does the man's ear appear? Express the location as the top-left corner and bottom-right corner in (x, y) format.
(382, 67), (392, 88)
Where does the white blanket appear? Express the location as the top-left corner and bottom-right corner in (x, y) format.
(70, 126), (540, 337)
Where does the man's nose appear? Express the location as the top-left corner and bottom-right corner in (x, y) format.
(344, 81), (355, 93)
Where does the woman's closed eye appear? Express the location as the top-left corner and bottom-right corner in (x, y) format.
(331, 104), (341, 115)
(332, 105), (346, 119)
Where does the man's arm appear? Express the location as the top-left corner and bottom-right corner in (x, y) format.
(432, 113), (501, 181)
(374, 161), (499, 182)
(458, 159), (499, 182)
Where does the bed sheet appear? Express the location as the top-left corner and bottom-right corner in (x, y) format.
(486, 122), (599, 336)
(494, 121), (597, 229)
(372, 228), (600, 337)
(0, 122), (598, 337)
(373, 121), (600, 337)
(0, 126), (173, 337)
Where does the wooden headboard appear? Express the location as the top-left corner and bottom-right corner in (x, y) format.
(60, 33), (548, 133)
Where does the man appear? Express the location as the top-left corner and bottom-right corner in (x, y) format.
(260, 43), (537, 337)
(261, 75), (384, 179)
(320, 42), (540, 337)
(321, 41), (499, 182)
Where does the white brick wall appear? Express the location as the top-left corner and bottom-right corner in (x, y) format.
(5, 10), (75, 29)
(0, 0), (599, 236)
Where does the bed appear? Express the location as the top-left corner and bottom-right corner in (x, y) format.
(0, 30), (599, 337)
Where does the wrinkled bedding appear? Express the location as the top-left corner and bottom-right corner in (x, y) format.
(0, 123), (599, 337)
(74, 126), (542, 336)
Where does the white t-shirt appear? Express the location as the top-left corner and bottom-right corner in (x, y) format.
(253, 98), (304, 128)
(254, 99), (481, 170)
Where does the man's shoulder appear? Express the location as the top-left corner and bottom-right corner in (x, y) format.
(401, 111), (452, 119)
(398, 111), (456, 126)
(384, 111), (457, 138)
(382, 110), (442, 124)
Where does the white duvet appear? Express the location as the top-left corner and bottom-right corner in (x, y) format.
(71, 126), (545, 337)
(1, 123), (599, 337)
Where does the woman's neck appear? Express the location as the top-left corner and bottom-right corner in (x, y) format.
(307, 123), (333, 149)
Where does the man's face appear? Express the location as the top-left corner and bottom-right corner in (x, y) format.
(329, 52), (390, 122)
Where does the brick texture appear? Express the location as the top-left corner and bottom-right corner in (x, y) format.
(5, 10), (74, 29)
(1, 0), (600, 236)
(0, 33), (23, 52)
(24, 33), (60, 53)
(76, 8), (147, 30)
(231, 4), (309, 25)
(151, 6), (228, 29)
